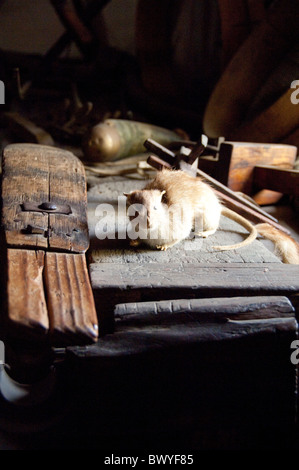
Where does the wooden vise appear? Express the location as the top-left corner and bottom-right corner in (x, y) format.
(0, 143), (98, 382)
(146, 136), (298, 206)
(194, 138), (299, 206)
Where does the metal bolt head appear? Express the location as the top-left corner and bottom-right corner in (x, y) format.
(39, 202), (57, 211)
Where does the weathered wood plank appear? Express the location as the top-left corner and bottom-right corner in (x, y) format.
(1, 144), (49, 249)
(44, 252), (98, 345)
(48, 148), (89, 253)
(5, 248), (49, 339)
(90, 262), (299, 333)
(68, 295), (297, 358)
(90, 262), (299, 294)
(115, 296), (295, 325)
(2, 249), (99, 346)
(70, 316), (298, 359)
(1, 143), (89, 253)
(113, 296), (297, 347)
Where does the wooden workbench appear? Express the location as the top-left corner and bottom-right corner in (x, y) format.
(1, 163), (299, 450)
(85, 175), (299, 332)
(58, 173), (299, 450)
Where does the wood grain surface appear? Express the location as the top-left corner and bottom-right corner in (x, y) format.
(1, 143), (89, 253)
(6, 248), (49, 340)
(45, 252), (99, 345)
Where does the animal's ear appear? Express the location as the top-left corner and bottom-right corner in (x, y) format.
(123, 191), (136, 198)
(160, 190), (166, 200)
(124, 190), (139, 200)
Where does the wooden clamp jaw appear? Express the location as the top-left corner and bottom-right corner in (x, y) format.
(182, 138), (298, 206)
(0, 143), (98, 366)
(148, 135), (298, 206)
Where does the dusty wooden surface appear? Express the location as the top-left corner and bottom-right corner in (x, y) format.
(87, 175), (282, 263)
(90, 262), (299, 320)
(86, 175), (299, 334)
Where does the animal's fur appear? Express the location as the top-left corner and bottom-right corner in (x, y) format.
(125, 169), (257, 251)
(256, 223), (299, 264)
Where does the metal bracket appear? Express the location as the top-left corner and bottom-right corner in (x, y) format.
(21, 202), (72, 215)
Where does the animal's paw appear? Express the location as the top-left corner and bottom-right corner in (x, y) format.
(196, 231), (208, 238)
(195, 229), (216, 239)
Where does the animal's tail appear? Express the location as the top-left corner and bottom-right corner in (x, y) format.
(256, 223), (299, 264)
(212, 207), (257, 251)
